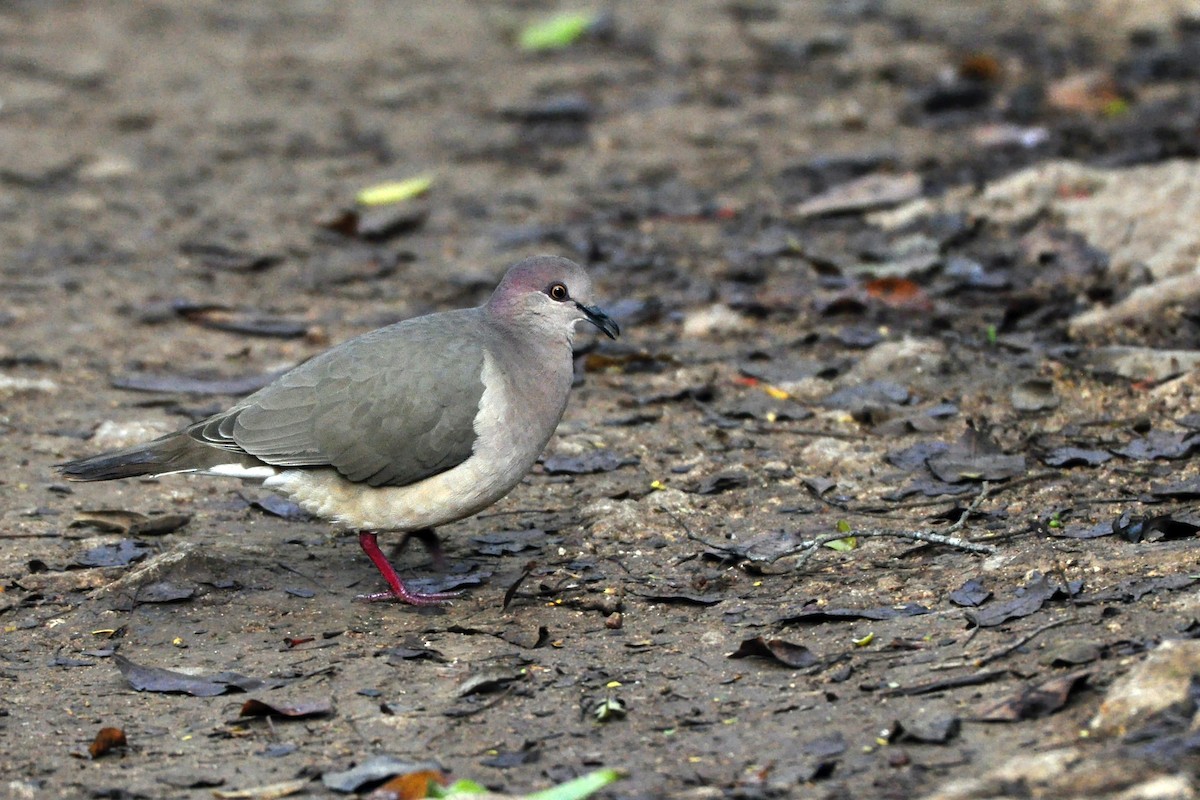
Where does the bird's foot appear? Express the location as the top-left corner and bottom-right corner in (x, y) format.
(354, 587), (462, 605)
(357, 529), (462, 606)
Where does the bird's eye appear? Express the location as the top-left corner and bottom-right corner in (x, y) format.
(547, 282), (570, 301)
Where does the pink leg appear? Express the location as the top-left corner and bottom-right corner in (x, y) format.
(355, 530), (461, 605)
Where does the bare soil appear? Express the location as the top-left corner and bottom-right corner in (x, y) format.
(3, 3), (1200, 799)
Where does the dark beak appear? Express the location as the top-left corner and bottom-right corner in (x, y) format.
(578, 302), (620, 339)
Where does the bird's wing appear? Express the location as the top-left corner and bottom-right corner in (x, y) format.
(189, 310), (487, 488)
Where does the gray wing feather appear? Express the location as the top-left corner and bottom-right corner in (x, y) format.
(188, 309), (486, 487)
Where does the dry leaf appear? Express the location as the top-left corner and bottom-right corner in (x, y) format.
(88, 726), (127, 758)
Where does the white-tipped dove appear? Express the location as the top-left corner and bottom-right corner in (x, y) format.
(58, 255), (619, 605)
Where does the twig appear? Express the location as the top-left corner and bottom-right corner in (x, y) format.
(933, 616), (1077, 670)
(871, 471), (1058, 513)
(660, 507), (741, 557)
(477, 506), (561, 519)
(884, 668), (1009, 697)
(443, 686), (514, 718)
(975, 616), (1076, 667)
(661, 485), (998, 576)
(775, 483), (998, 569)
(754, 427), (868, 441)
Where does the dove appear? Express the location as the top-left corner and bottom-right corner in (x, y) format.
(59, 255), (619, 605)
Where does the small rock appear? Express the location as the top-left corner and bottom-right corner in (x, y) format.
(1080, 346), (1200, 383)
(1011, 379), (1060, 412)
(794, 172), (922, 218)
(80, 154), (137, 180)
(681, 305), (748, 337)
(1040, 640), (1101, 667)
(578, 498), (642, 541)
(89, 419), (172, 450)
(0, 374), (58, 400)
(848, 337), (947, 383)
(643, 488), (693, 515)
(798, 437), (873, 475)
(1091, 639), (1200, 735)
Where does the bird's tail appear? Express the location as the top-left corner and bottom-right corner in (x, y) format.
(57, 433), (257, 482)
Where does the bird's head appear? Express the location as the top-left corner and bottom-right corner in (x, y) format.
(486, 255), (619, 341)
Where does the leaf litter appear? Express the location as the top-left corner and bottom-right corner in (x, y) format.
(114, 654), (276, 697)
(11, 3), (1200, 799)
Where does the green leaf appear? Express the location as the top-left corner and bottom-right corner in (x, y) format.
(356, 175), (433, 206)
(519, 12), (595, 52)
(824, 536), (857, 552)
(1103, 98), (1130, 117)
(430, 778), (488, 797)
(525, 769), (621, 800)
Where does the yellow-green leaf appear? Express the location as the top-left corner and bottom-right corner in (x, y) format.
(519, 12), (595, 52)
(1102, 98), (1130, 117)
(356, 175), (433, 207)
(430, 778), (487, 797)
(824, 536), (857, 552)
(525, 769), (621, 800)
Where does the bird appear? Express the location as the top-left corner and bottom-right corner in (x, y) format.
(57, 255), (619, 606)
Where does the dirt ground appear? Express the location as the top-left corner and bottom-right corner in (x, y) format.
(3, 2), (1200, 798)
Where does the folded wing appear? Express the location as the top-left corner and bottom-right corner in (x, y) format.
(189, 310), (486, 488)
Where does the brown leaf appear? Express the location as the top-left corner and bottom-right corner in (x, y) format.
(318, 204), (430, 241)
(973, 670), (1091, 721)
(74, 539), (152, 568)
(729, 636), (819, 668)
(212, 779), (311, 799)
(355, 203), (429, 241)
(689, 471), (751, 495)
(175, 304), (311, 338)
(886, 669), (1008, 697)
(114, 654), (267, 696)
(542, 450), (639, 474)
(321, 757), (444, 793)
(502, 562), (534, 609)
(110, 369), (284, 396)
(240, 697), (333, 719)
(863, 277), (930, 309)
(365, 770), (447, 800)
(966, 572), (1059, 628)
(88, 726), (127, 758)
(315, 208), (361, 237)
(179, 241), (282, 273)
(927, 449), (1026, 483)
(779, 603), (930, 625)
(632, 587), (724, 605)
(70, 509), (191, 536)
(958, 53), (1002, 82)
(1047, 70), (1121, 114)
